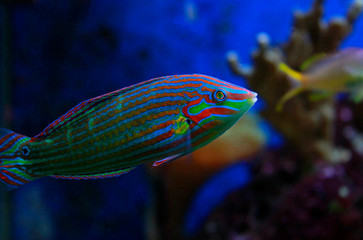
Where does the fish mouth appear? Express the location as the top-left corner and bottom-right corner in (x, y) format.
(232, 92), (257, 121)
(249, 91), (258, 98)
(247, 91), (258, 105)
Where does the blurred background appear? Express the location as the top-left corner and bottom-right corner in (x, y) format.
(0, 0), (363, 239)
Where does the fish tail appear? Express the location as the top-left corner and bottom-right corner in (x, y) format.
(278, 63), (304, 82)
(0, 128), (33, 189)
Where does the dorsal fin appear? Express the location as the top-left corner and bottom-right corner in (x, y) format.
(33, 89), (123, 139)
(33, 76), (169, 140)
(302, 48), (360, 74)
(300, 53), (327, 71)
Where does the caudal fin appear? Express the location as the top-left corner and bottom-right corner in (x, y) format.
(0, 128), (33, 189)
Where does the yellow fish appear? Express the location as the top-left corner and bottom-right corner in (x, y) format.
(276, 48), (363, 111)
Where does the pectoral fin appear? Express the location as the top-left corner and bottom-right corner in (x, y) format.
(153, 154), (185, 167)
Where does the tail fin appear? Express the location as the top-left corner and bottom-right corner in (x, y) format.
(0, 128), (33, 189)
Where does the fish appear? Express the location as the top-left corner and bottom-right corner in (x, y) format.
(276, 48), (363, 111)
(0, 74), (257, 188)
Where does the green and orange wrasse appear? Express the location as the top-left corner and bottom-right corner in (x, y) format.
(0, 74), (257, 188)
(276, 48), (363, 111)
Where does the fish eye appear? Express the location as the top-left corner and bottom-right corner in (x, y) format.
(186, 118), (192, 125)
(21, 146), (30, 156)
(213, 89), (227, 102)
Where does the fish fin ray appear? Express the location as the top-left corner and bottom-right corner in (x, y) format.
(33, 75), (173, 140)
(303, 48), (360, 74)
(275, 87), (305, 112)
(51, 167), (135, 180)
(153, 154), (185, 167)
(279, 63), (304, 82)
(33, 90), (124, 139)
(300, 53), (327, 71)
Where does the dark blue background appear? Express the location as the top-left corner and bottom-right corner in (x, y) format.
(2, 0), (363, 239)
(12, 0), (363, 135)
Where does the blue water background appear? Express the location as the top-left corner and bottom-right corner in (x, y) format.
(1, 0), (362, 239)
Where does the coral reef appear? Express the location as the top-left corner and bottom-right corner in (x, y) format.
(227, 0), (363, 162)
(193, 101), (363, 240)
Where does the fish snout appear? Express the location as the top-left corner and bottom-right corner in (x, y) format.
(231, 89), (257, 115)
(232, 89), (258, 105)
(246, 91), (258, 105)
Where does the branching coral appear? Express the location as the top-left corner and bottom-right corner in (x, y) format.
(190, 1), (363, 240)
(227, 0), (363, 162)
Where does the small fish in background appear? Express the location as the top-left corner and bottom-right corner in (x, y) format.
(0, 74), (257, 189)
(276, 48), (363, 111)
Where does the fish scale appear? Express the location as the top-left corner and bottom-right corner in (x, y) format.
(0, 74), (257, 188)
